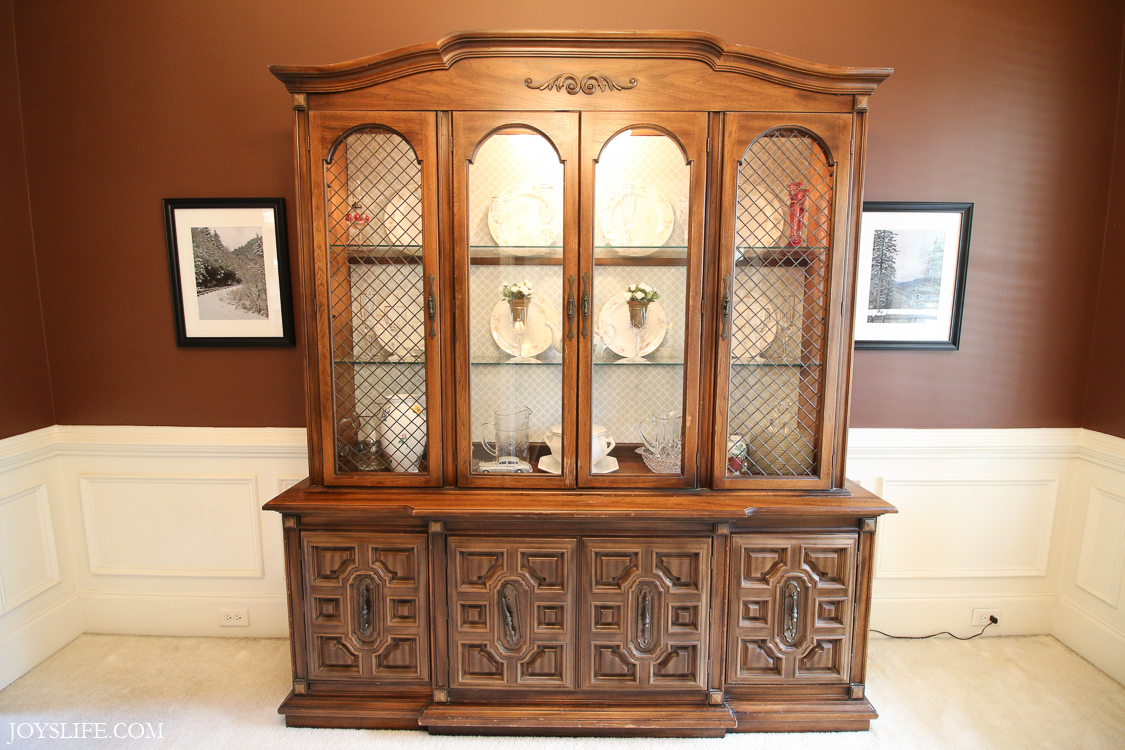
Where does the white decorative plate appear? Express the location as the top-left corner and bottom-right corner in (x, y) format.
(599, 183), (674, 255)
(373, 305), (426, 358)
(744, 188), (785, 248)
(596, 295), (667, 359)
(489, 298), (558, 358)
(731, 298), (776, 359)
(487, 183), (563, 255)
(383, 184), (423, 248)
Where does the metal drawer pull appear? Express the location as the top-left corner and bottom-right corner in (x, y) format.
(720, 273), (731, 341)
(637, 585), (653, 650)
(783, 580), (800, 645)
(356, 577), (375, 640)
(567, 275), (576, 341)
(426, 273), (437, 339)
(581, 272), (590, 338)
(498, 582), (520, 647)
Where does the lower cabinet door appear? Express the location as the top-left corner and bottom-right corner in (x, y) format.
(302, 532), (430, 682)
(726, 533), (857, 684)
(580, 537), (712, 691)
(447, 537), (577, 689)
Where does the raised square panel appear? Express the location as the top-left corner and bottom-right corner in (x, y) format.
(803, 547), (847, 586)
(652, 645), (698, 682)
(669, 604), (699, 631)
(79, 475), (263, 577)
(520, 645), (565, 681)
(376, 638), (419, 670)
(0, 483), (60, 612)
(459, 603), (488, 630)
(460, 644), (505, 681)
(740, 599), (769, 626)
(591, 644), (638, 682)
(313, 597), (341, 622)
(389, 598), (417, 624)
(1077, 486), (1125, 606)
(315, 636), (360, 671)
(535, 604), (565, 631)
(816, 598), (846, 627)
(877, 477), (1058, 577)
(594, 604), (621, 630)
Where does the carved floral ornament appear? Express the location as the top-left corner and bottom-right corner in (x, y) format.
(525, 73), (638, 95)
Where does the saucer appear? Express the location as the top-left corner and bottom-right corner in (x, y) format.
(538, 453), (562, 474)
(592, 455), (619, 474)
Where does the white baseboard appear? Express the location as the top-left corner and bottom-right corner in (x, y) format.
(0, 593), (83, 688)
(80, 591), (289, 638)
(1052, 597), (1125, 685)
(870, 594), (1057, 638)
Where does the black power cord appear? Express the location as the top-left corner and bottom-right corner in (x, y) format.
(870, 615), (998, 641)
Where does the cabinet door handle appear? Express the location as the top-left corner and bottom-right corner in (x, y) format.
(566, 275), (576, 341)
(581, 272), (590, 338)
(356, 576), (375, 640)
(498, 582), (520, 647)
(637, 585), (653, 650)
(783, 580), (800, 645)
(426, 273), (437, 339)
(720, 273), (731, 341)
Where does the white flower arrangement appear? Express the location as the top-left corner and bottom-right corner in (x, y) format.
(626, 283), (659, 302)
(501, 281), (533, 300)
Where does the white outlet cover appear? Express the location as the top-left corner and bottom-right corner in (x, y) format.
(971, 608), (1001, 628)
(219, 608), (249, 627)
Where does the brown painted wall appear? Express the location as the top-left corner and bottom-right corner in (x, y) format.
(1084, 37), (1125, 441)
(8, 0), (1123, 429)
(0, 0), (53, 440)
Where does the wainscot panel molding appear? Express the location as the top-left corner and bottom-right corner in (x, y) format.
(78, 474), (265, 577)
(875, 477), (1059, 578)
(3, 426), (1125, 689)
(0, 482), (60, 611)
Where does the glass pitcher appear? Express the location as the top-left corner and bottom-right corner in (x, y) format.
(481, 406), (532, 464)
(636, 411), (682, 473)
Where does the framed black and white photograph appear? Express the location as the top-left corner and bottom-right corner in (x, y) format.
(164, 198), (294, 346)
(854, 201), (972, 350)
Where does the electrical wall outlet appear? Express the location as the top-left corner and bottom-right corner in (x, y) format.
(219, 608), (249, 627)
(971, 608), (1001, 627)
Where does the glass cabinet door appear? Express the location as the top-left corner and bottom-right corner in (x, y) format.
(452, 113), (579, 487)
(577, 113), (708, 487)
(309, 111), (443, 486)
(713, 113), (853, 489)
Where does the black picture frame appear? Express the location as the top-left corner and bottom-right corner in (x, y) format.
(854, 201), (972, 351)
(163, 197), (295, 347)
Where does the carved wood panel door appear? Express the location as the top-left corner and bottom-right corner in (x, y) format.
(726, 533), (856, 684)
(447, 537), (577, 690)
(580, 537), (711, 691)
(302, 533), (430, 682)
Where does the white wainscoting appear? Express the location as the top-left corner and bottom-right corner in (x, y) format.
(78, 474), (264, 577)
(1, 425), (1124, 689)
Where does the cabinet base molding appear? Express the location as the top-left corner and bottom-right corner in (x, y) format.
(278, 692), (430, 729)
(727, 697), (878, 733)
(419, 702), (737, 737)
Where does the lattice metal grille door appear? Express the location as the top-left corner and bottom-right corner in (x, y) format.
(725, 129), (833, 478)
(324, 128), (429, 475)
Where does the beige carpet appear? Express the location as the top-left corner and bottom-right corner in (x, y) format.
(1, 634), (1123, 748)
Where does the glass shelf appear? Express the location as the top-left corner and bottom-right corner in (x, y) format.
(468, 245), (688, 266)
(335, 244), (424, 264)
(730, 359), (820, 367)
(468, 348), (684, 366)
(734, 246), (826, 268)
(336, 357), (425, 366)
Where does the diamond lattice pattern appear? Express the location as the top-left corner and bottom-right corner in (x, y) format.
(727, 129), (833, 477)
(325, 129), (428, 474)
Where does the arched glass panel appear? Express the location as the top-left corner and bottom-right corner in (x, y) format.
(725, 128), (833, 478)
(591, 129), (691, 476)
(324, 127), (429, 474)
(467, 130), (565, 476)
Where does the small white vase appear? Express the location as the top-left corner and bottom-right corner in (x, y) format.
(379, 395), (426, 472)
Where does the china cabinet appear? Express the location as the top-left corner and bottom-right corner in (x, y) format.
(265, 31), (894, 736)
